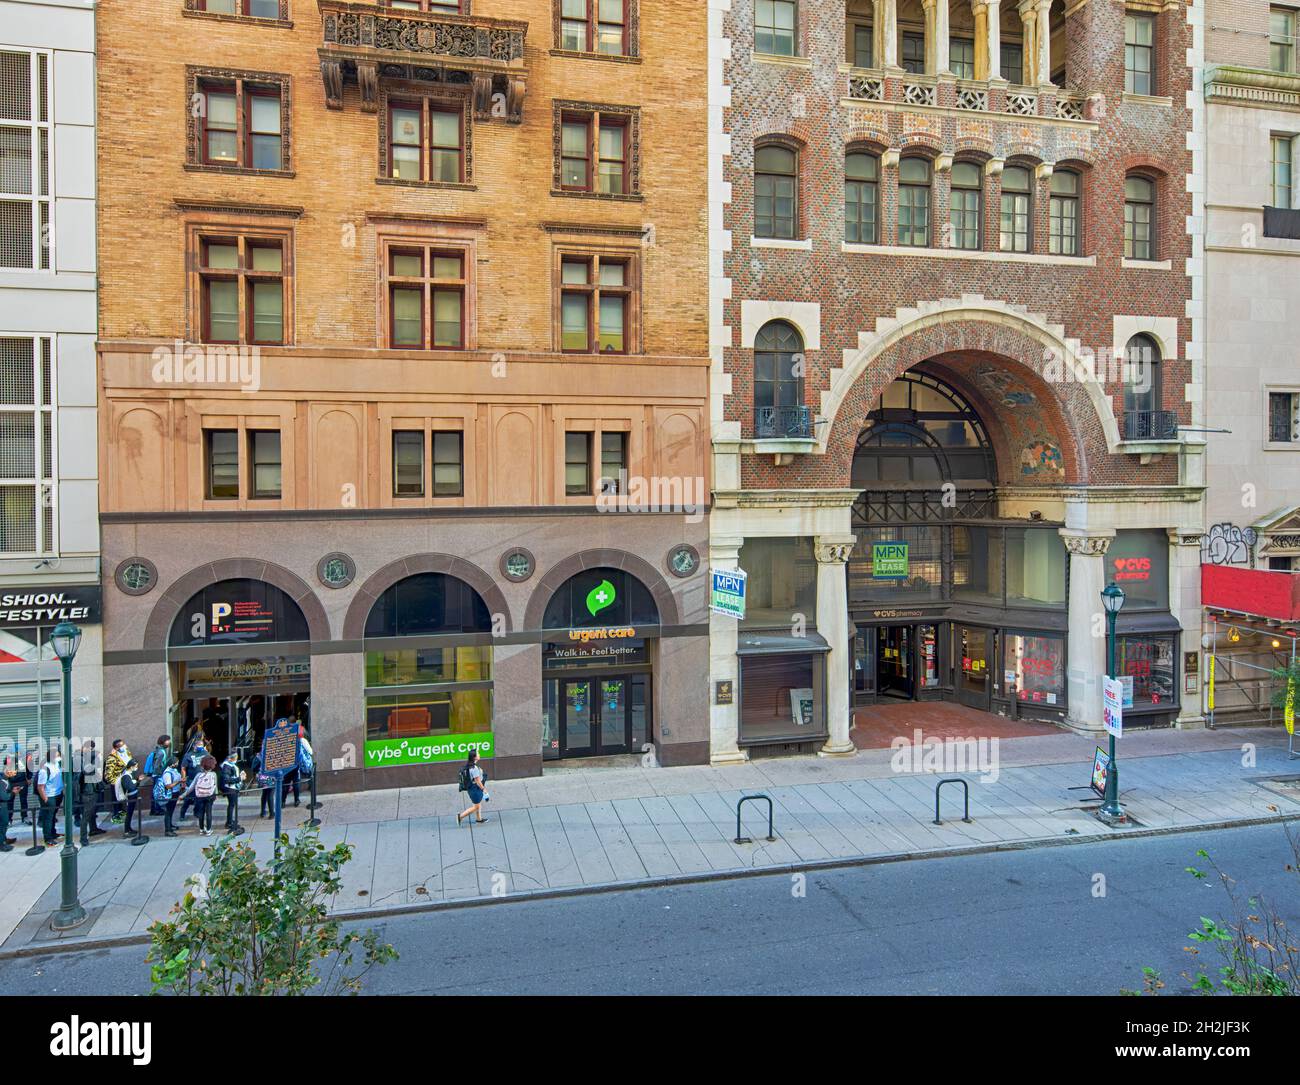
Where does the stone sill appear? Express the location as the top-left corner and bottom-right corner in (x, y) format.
(1117, 440), (1182, 458)
(1121, 92), (1174, 107)
(1262, 442), (1300, 453)
(843, 242), (1095, 266)
(753, 52), (814, 69)
(1121, 258), (1172, 270)
(751, 236), (813, 250)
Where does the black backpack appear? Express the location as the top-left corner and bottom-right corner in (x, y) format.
(457, 765), (470, 792)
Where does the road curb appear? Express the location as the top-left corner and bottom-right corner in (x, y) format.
(3, 809), (1298, 962)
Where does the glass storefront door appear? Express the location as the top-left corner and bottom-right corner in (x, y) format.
(561, 679), (595, 756)
(877, 626), (914, 699)
(556, 673), (648, 758)
(955, 625), (993, 709)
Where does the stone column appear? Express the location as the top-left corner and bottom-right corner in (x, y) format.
(935, 0), (951, 75)
(815, 535), (858, 757)
(922, 0), (937, 74)
(881, 0), (900, 70)
(972, 1), (989, 80)
(1060, 530), (1114, 733)
(986, 0), (1004, 83)
(1035, 0), (1053, 86)
(709, 534), (747, 764)
(1017, 0), (1038, 85)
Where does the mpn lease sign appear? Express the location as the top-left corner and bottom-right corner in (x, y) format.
(365, 733), (494, 767)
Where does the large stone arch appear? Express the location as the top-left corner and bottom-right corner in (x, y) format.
(817, 295), (1122, 484)
(522, 549), (681, 632)
(341, 554), (512, 641)
(143, 558), (331, 650)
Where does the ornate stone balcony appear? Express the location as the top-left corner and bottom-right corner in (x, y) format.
(318, 0), (528, 122)
(844, 66), (1093, 127)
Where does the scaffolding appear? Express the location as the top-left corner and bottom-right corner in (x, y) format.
(1204, 613), (1298, 758)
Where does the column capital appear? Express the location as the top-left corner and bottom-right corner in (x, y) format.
(1058, 529), (1115, 556)
(814, 535), (857, 564)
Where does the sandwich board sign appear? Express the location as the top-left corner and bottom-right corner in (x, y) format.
(710, 568), (747, 619)
(1103, 677), (1124, 738)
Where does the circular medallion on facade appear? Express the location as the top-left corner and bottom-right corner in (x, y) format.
(317, 553), (356, 589)
(499, 548), (536, 583)
(114, 558), (158, 596)
(667, 544), (700, 578)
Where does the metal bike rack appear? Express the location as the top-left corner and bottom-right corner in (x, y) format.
(934, 778), (973, 825)
(735, 793), (777, 844)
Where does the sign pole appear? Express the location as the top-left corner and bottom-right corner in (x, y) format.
(1099, 604), (1126, 822)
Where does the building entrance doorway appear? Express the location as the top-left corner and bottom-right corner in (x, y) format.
(553, 674), (650, 758)
(955, 625), (994, 710)
(877, 626), (913, 699)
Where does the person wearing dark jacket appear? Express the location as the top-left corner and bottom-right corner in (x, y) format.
(250, 751), (275, 817)
(177, 737), (209, 822)
(219, 751), (245, 834)
(0, 764), (15, 850)
(75, 740), (106, 844)
(2, 754), (27, 825)
(120, 762), (142, 837)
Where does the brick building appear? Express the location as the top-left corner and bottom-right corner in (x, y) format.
(707, 0), (1206, 760)
(95, 0), (712, 790)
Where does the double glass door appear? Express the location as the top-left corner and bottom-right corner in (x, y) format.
(558, 674), (648, 757)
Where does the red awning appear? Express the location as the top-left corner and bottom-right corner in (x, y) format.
(1202, 564), (1300, 623)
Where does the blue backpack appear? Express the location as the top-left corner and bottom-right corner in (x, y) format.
(296, 740), (314, 777)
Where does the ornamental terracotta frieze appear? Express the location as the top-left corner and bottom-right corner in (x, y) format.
(318, 0), (527, 122)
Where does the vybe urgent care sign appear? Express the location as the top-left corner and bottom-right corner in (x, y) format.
(365, 733), (494, 768)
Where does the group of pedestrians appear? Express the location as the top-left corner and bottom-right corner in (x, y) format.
(0, 721), (313, 850)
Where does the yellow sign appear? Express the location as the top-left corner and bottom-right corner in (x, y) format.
(1286, 677), (1296, 737)
(1207, 654), (1215, 712)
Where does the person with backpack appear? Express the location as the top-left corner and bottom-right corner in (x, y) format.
(144, 735), (170, 780)
(120, 761), (142, 838)
(250, 749), (275, 818)
(181, 755), (219, 836)
(153, 756), (184, 837)
(455, 748), (489, 826)
(177, 736), (209, 823)
(34, 747), (64, 847)
(219, 750), (245, 835)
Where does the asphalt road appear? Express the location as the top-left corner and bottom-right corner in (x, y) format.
(3, 822), (1297, 996)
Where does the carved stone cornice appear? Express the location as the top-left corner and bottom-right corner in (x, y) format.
(1204, 65), (1300, 111)
(318, 0), (527, 121)
(1059, 530), (1114, 556)
(814, 535), (858, 565)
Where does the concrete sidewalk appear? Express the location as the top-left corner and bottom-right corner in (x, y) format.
(2, 725), (1298, 955)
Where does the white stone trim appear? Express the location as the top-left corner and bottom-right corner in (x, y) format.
(740, 300), (822, 350)
(750, 236), (813, 250)
(1121, 258), (1173, 270)
(1112, 314), (1179, 363)
(843, 242), (1096, 267)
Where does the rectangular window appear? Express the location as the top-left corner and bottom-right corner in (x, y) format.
(999, 175), (1032, 252)
(897, 160), (931, 247)
(431, 431), (464, 497)
(1001, 42), (1024, 84)
(950, 37), (975, 80)
(1116, 635), (1177, 708)
(1124, 176), (1154, 260)
(1108, 529), (1170, 611)
(1049, 171), (1080, 255)
(201, 0), (282, 14)
(845, 154), (879, 244)
(0, 336), (55, 555)
(755, 0), (797, 57)
(248, 429), (281, 499)
(196, 234), (287, 345)
(1273, 135), (1294, 208)
(1124, 12), (1155, 95)
(559, 0), (629, 55)
(561, 117), (591, 190)
(1272, 7), (1297, 73)
(199, 79), (283, 170)
(852, 23), (874, 67)
(1003, 633), (1067, 709)
(949, 163), (982, 251)
(384, 243), (467, 350)
(386, 99), (464, 184)
(565, 432), (592, 495)
(597, 121), (626, 195)
(599, 431), (627, 494)
(0, 49), (51, 270)
(1269, 555), (1296, 571)
(206, 429), (239, 500)
(392, 430), (425, 497)
(557, 251), (635, 354)
(555, 104), (638, 198)
(901, 32), (925, 74)
(1269, 391), (1299, 443)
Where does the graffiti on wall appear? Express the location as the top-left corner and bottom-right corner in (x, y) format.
(1201, 523), (1258, 566)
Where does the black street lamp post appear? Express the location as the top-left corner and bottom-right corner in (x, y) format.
(50, 621), (87, 930)
(1099, 582), (1127, 822)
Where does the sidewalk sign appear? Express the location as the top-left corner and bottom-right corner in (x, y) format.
(1090, 746), (1111, 797)
(1103, 676), (1124, 738)
(709, 568), (747, 619)
(260, 718), (299, 841)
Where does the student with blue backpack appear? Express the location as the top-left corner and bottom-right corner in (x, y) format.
(153, 757), (184, 837)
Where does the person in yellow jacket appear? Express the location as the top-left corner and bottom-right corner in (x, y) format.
(103, 738), (131, 823)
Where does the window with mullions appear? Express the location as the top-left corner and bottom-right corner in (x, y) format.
(559, 253), (633, 353)
(1273, 7), (1298, 73)
(1123, 334), (1161, 419)
(386, 246), (466, 350)
(196, 79), (283, 170)
(598, 432), (627, 494)
(901, 32), (925, 74)
(248, 430), (281, 499)
(1049, 169), (1081, 255)
(198, 0), (281, 17)
(1116, 634), (1177, 708)
(1273, 135), (1294, 208)
(1124, 174), (1155, 259)
(949, 161), (982, 251)
(851, 526), (944, 602)
(0, 678), (62, 756)
(755, 0), (797, 56)
(0, 49), (51, 270)
(0, 336), (55, 556)
(565, 432), (592, 496)
(755, 144), (798, 239)
(1001, 42), (1024, 84)
(999, 165), (1032, 252)
(384, 1), (463, 12)
(845, 152), (879, 243)
(393, 430), (425, 497)
(1124, 12), (1155, 95)
(387, 100), (465, 184)
(559, 110), (629, 195)
(197, 234), (286, 344)
(950, 37), (975, 79)
(560, 0), (630, 56)
(754, 321), (804, 413)
(898, 157), (931, 247)
(851, 22), (874, 67)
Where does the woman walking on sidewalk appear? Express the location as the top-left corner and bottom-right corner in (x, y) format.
(455, 748), (489, 826)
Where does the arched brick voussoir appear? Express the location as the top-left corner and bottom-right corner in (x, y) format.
(143, 558), (331, 650)
(816, 298), (1123, 485)
(341, 553), (513, 641)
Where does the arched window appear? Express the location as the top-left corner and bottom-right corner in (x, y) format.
(1049, 169), (1081, 255)
(1000, 165), (1032, 252)
(542, 567), (660, 629)
(845, 152), (879, 244)
(898, 157), (931, 247)
(1123, 334), (1161, 419)
(755, 144), (798, 239)
(170, 579), (310, 647)
(754, 320), (805, 436)
(949, 161), (982, 251)
(1124, 175), (1155, 260)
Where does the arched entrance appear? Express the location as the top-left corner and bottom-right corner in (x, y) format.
(360, 572), (495, 771)
(849, 368), (1071, 721)
(169, 578), (313, 763)
(539, 567), (660, 760)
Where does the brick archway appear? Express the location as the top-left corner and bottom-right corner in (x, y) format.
(341, 554), (512, 641)
(143, 558), (330, 650)
(522, 548), (681, 632)
(817, 296), (1120, 487)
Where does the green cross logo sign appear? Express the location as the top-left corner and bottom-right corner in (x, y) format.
(586, 579), (616, 618)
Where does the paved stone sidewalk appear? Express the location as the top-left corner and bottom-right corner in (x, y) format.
(2, 725), (1298, 954)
